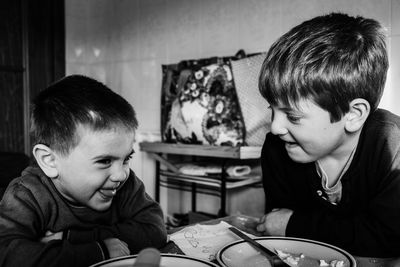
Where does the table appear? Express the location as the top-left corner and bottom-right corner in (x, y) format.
(160, 215), (399, 267)
(139, 142), (262, 216)
(161, 214), (259, 255)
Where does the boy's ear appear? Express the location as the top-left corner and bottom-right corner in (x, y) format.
(32, 144), (59, 178)
(344, 98), (370, 133)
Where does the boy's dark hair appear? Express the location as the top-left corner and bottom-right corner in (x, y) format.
(259, 13), (388, 122)
(30, 75), (138, 155)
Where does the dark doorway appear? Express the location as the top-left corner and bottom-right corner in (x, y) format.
(0, 0), (65, 155)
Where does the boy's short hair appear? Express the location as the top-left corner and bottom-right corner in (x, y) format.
(30, 75), (138, 155)
(259, 13), (388, 122)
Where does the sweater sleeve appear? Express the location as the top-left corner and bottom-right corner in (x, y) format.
(261, 133), (305, 212)
(0, 181), (105, 267)
(67, 171), (167, 254)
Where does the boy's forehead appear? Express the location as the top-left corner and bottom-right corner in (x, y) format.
(274, 98), (318, 112)
(75, 123), (136, 140)
(72, 124), (136, 155)
(62, 125), (135, 162)
(274, 99), (302, 110)
(76, 122), (134, 132)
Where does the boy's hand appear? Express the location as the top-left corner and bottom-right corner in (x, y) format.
(40, 230), (63, 243)
(256, 208), (293, 236)
(103, 238), (130, 258)
(133, 248), (161, 267)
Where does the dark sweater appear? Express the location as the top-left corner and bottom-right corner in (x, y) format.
(261, 109), (400, 257)
(0, 166), (167, 267)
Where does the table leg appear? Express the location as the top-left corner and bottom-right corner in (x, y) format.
(191, 183), (197, 212)
(155, 156), (160, 202)
(219, 160), (227, 217)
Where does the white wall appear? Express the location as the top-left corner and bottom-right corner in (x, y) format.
(65, 0), (400, 217)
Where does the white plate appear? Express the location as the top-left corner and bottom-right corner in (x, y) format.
(89, 253), (219, 267)
(217, 237), (356, 267)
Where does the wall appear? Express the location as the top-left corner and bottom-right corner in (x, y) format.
(65, 0), (400, 217)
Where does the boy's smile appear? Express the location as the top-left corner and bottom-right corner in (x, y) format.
(51, 124), (135, 211)
(284, 141), (300, 150)
(99, 187), (118, 199)
(269, 99), (356, 164)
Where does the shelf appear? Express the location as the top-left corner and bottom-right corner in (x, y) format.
(139, 142), (261, 159)
(160, 170), (261, 190)
(139, 141), (263, 216)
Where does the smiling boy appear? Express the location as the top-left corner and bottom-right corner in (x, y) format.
(256, 13), (400, 257)
(0, 75), (167, 266)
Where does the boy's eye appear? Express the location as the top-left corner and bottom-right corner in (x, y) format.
(96, 159), (112, 165)
(286, 113), (301, 123)
(268, 106), (275, 121)
(123, 155), (133, 164)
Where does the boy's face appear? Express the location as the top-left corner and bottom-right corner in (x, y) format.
(52, 124), (135, 211)
(269, 99), (350, 163)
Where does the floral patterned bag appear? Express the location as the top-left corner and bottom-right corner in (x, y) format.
(161, 51), (253, 146)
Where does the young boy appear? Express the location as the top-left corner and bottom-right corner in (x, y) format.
(256, 13), (400, 257)
(0, 75), (167, 266)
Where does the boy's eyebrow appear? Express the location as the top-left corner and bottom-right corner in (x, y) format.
(92, 149), (135, 160)
(277, 106), (301, 113)
(125, 149), (135, 158)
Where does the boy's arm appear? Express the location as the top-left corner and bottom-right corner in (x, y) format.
(261, 133), (301, 211)
(66, 171), (168, 254)
(0, 184), (105, 267)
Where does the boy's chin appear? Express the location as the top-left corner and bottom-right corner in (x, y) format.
(89, 198), (113, 211)
(91, 203), (112, 211)
(286, 151), (315, 163)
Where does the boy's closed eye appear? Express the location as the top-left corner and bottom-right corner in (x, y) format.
(268, 106), (275, 121)
(94, 150), (134, 167)
(96, 158), (112, 166)
(124, 149), (135, 164)
(286, 112), (302, 124)
(123, 154), (133, 164)
(268, 105), (303, 124)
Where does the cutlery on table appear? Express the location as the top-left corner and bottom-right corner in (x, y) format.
(228, 227), (290, 267)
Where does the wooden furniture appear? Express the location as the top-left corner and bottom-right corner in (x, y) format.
(0, 152), (30, 198)
(0, 0), (65, 154)
(139, 142), (262, 216)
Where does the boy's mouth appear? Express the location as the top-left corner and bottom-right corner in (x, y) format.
(98, 181), (125, 200)
(99, 188), (117, 199)
(285, 141), (299, 149)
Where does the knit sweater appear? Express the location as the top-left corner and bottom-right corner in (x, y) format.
(0, 166), (167, 267)
(261, 109), (400, 257)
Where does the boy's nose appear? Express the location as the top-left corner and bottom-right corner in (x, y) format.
(110, 167), (128, 182)
(270, 116), (288, 136)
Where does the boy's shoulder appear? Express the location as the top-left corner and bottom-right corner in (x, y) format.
(361, 109), (400, 149)
(13, 165), (48, 184)
(365, 109), (400, 134)
(4, 166), (54, 201)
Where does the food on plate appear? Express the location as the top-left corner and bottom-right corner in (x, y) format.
(275, 249), (347, 267)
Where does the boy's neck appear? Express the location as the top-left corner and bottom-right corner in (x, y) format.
(317, 130), (361, 187)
